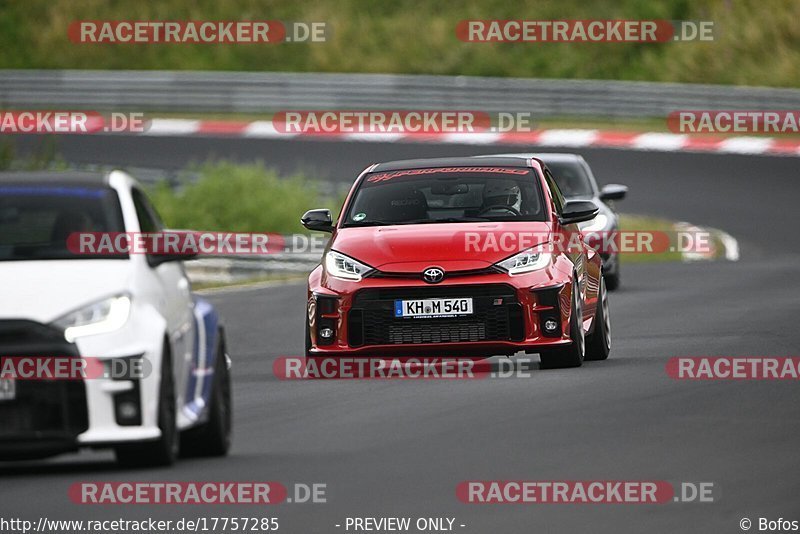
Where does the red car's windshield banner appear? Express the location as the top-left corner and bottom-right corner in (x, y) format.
(367, 167), (529, 183)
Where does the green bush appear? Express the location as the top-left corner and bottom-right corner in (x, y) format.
(0, 138), (67, 171)
(148, 161), (342, 233)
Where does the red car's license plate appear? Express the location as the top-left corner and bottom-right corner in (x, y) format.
(394, 298), (474, 318)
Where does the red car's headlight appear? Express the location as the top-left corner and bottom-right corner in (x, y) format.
(324, 250), (373, 281)
(495, 246), (552, 275)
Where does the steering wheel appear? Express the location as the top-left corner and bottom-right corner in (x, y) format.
(478, 204), (521, 216)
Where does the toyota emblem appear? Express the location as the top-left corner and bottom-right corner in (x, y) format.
(422, 267), (445, 284)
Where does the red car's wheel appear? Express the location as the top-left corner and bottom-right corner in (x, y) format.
(585, 275), (611, 361)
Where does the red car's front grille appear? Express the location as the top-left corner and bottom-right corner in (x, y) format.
(348, 285), (524, 346)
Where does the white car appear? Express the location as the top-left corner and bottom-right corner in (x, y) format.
(0, 170), (231, 466)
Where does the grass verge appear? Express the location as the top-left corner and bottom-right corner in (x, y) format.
(619, 213), (732, 263)
(2, 1), (799, 87)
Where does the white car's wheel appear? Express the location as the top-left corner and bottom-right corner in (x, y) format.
(181, 331), (232, 457)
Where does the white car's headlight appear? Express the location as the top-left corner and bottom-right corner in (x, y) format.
(495, 247), (552, 275)
(580, 213), (608, 233)
(324, 250), (372, 281)
(52, 294), (132, 342)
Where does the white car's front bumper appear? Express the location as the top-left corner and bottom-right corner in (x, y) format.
(72, 300), (169, 445)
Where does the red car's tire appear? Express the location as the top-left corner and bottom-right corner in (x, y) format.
(585, 276), (611, 361)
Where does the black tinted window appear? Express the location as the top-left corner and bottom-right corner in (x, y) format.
(546, 161), (594, 198)
(0, 184), (126, 261)
(543, 169), (565, 215)
(131, 188), (163, 233)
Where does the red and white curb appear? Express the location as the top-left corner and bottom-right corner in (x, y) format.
(135, 119), (800, 157)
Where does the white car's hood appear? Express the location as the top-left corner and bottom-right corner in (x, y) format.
(0, 260), (133, 323)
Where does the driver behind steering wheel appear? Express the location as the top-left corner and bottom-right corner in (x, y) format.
(480, 179), (522, 215)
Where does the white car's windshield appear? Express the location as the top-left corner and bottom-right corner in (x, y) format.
(0, 184), (127, 261)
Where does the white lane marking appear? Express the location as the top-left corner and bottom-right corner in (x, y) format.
(439, 132), (505, 144)
(345, 132), (407, 142)
(718, 136), (774, 154)
(633, 133), (688, 151)
(536, 129), (599, 147)
(244, 120), (296, 138)
(144, 119), (201, 136)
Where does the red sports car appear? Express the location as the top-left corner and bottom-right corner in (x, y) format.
(301, 156), (611, 369)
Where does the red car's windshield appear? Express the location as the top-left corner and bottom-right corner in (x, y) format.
(342, 167), (546, 227)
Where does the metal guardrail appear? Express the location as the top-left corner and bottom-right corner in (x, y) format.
(186, 254), (321, 284)
(2, 70), (799, 118)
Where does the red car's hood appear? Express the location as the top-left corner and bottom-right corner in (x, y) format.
(332, 222), (552, 272)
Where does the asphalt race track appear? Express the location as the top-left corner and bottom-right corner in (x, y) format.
(3, 134), (799, 533)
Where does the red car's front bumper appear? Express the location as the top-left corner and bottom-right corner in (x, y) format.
(306, 260), (596, 358)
